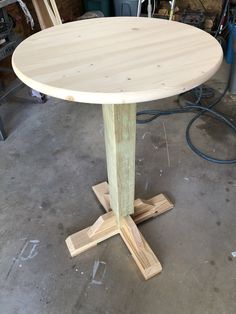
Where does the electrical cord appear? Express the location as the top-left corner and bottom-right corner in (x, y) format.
(136, 82), (236, 164)
(185, 83), (236, 164)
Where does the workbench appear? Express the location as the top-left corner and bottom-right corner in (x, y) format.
(12, 17), (223, 279)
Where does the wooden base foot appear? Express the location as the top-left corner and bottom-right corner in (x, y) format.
(65, 182), (174, 280)
(92, 181), (173, 224)
(66, 212), (162, 280)
(120, 215), (162, 279)
(66, 212), (118, 257)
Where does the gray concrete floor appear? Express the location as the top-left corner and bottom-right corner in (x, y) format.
(0, 64), (236, 314)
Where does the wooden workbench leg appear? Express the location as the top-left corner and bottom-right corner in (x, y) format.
(102, 104), (136, 223)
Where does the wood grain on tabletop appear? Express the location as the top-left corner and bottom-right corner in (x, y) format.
(12, 17), (223, 104)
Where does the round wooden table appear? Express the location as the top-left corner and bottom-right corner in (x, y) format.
(12, 17), (223, 280)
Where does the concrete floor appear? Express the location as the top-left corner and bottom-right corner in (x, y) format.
(0, 64), (236, 314)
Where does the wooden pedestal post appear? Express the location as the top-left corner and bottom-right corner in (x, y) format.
(102, 103), (136, 222)
(66, 104), (174, 280)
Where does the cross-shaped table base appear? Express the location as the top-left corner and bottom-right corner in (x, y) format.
(66, 182), (174, 280)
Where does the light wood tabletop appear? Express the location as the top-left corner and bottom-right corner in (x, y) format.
(12, 17), (223, 104)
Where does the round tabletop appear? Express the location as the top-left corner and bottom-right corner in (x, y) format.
(12, 17), (223, 105)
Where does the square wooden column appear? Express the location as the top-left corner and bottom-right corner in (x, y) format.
(102, 103), (136, 223)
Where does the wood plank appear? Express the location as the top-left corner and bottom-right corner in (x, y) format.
(92, 181), (110, 212)
(133, 194), (174, 224)
(102, 103), (136, 223)
(43, 0), (57, 26)
(32, 0), (54, 29)
(32, 0), (61, 30)
(65, 212), (119, 257)
(120, 216), (162, 280)
(50, 0), (62, 24)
